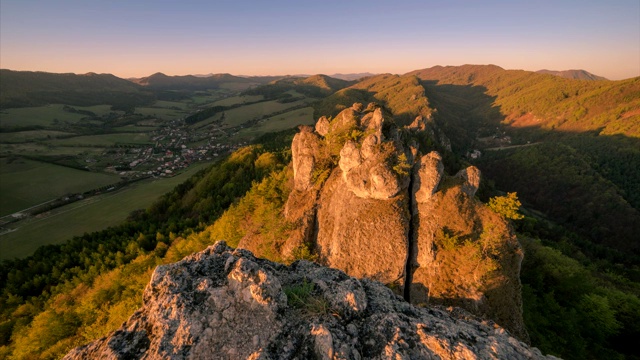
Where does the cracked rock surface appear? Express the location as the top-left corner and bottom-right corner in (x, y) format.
(65, 242), (556, 360)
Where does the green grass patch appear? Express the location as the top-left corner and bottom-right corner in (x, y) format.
(0, 158), (120, 216)
(133, 107), (187, 120)
(0, 162), (212, 259)
(0, 130), (74, 143)
(47, 133), (152, 146)
(0, 105), (86, 128)
(222, 99), (309, 128)
(72, 104), (117, 117)
(235, 106), (314, 139)
(284, 279), (330, 315)
(0, 143), (105, 157)
(153, 100), (189, 110)
(111, 125), (159, 133)
(212, 95), (264, 107)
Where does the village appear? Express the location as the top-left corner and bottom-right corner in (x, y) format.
(100, 117), (246, 180)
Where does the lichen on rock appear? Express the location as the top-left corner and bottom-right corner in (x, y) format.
(65, 242), (555, 360)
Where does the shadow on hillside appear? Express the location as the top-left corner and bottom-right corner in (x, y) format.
(418, 80), (640, 264)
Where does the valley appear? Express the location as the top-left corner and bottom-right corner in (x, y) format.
(0, 66), (639, 360)
(0, 77), (319, 258)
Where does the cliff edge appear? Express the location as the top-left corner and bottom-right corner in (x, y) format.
(65, 242), (555, 360)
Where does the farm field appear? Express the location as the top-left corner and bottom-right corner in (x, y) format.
(235, 106), (314, 138)
(0, 105), (86, 128)
(153, 100), (189, 109)
(133, 106), (188, 120)
(0, 157), (121, 216)
(220, 98), (311, 128)
(0, 162), (213, 260)
(46, 132), (152, 146)
(0, 89), (319, 259)
(211, 95), (263, 107)
(0, 143), (104, 157)
(0, 130), (74, 143)
(72, 104), (116, 116)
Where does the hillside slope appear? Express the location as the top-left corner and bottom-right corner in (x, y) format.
(129, 72), (271, 90)
(0, 69), (154, 109)
(536, 69), (607, 81)
(408, 65), (640, 263)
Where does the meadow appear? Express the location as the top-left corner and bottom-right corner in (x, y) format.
(235, 106), (314, 138)
(211, 95), (263, 107)
(0, 130), (74, 143)
(46, 133), (152, 146)
(0, 105), (86, 128)
(133, 106), (188, 120)
(0, 158), (120, 216)
(0, 162), (212, 260)
(220, 98), (310, 128)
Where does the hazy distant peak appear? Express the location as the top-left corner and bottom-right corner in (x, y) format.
(536, 69), (607, 81)
(329, 72), (377, 81)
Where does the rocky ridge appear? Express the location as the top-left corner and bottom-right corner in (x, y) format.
(277, 103), (527, 340)
(65, 242), (555, 360)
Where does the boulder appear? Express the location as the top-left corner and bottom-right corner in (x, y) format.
(65, 242), (555, 360)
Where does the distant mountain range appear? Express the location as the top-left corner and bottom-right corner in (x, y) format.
(128, 72), (279, 91)
(536, 69), (607, 80)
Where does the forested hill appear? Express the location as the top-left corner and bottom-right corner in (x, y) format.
(0, 69), (154, 109)
(1, 66), (640, 359)
(407, 65), (640, 265)
(129, 72), (275, 91)
(536, 69), (608, 81)
(240, 74), (353, 100)
(409, 65), (639, 138)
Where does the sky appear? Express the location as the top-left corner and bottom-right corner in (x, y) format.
(1, 0), (639, 80)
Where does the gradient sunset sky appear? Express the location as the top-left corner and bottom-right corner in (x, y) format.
(1, 0), (639, 80)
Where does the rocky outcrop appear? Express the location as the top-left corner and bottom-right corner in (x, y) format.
(291, 126), (322, 192)
(315, 167), (409, 285)
(409, 153), (527, 341)
(281, 104), (529, 341)
(65, 242), (555, 360)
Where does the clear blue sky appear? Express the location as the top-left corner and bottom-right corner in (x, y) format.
(1, 0), (639, 79)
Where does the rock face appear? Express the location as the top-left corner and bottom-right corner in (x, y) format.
(409, 154), (527, 340)
(65, 242), (555, 360)
(281, 104), (529, 341)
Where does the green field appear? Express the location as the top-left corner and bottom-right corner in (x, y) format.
(190, 90), (228, 104)
(0, 162), (213, 260)
(72, 104), (118, 117)
(112, 125), (159, 133)
(47, 133), (152, 146)
(0, 105), (86, 128)
(0, 158), (121, 216)
(133, 106), (188, 120)
(212, 95), (263, 107)
(0, 130), (74, 143)
(221, 99), (310, 128)
(235, 106), (315, 138)
(153, 100), (189, 110)
(0, 143), (105, 157)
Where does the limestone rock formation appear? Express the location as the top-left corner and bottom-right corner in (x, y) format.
(413, 151), (445, 203)
(409, 153), (527, 341)
(65, 242), (556, 360)
(315, 167), (409, 285)
(291, 126), (322, 192)
(315, 115), (330, 136)
(263, 104), (527, 340)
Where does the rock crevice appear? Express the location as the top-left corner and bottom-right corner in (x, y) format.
(283, 104), (528, 341)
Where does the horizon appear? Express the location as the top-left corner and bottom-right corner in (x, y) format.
(2, 65), (636, 81)
(1, 1), (639, 80)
